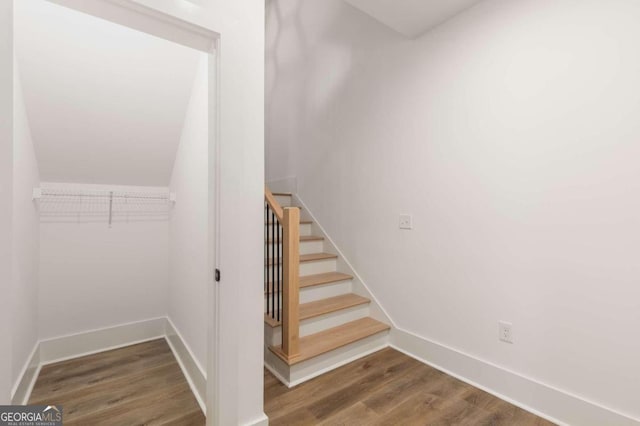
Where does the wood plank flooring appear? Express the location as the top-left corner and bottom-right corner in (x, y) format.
(29, 339), (204, 425)
(265, 347), (556, 425)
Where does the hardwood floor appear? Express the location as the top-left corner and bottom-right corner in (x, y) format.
(265, 347), (556, 425)
(29, 339), (204, 425)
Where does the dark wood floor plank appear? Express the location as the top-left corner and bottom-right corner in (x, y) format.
(265, 347), (408, 419)
(31, 339), (175, 402)
(306, 357), (422, 421)
(32, 363), (186, 421)
(361, 360), (443, 415)
(67, 383), (197, 425)
(265, 347), (556, 426)
(317, 402), (380, 426)
(29, 339), (204, 425)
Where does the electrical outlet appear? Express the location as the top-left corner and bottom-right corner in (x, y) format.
(498, 321), (513, 344)
(399, 214), (413, 230)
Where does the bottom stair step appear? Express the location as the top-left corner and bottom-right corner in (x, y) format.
(269, 317), (390, 365)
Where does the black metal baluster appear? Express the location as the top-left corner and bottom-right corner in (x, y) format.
(264, 203), (267, 294)
(271, 211), (275, 320)
(268, 207), (271, 317)
(277, 219), (281, 322)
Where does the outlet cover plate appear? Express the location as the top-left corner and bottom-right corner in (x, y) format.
(399, 214), (413, 230)
(499, 321), (513, 344)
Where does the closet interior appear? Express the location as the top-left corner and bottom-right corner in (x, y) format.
(10, 0), (211, 420)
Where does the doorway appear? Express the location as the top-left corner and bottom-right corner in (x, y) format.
(12, 0), (220, 423)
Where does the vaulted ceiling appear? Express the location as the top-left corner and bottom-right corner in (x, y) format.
(15, 0), (202, 186)
(344, 0), (485, 38)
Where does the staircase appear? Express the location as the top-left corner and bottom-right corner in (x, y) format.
(264, 189), (390, 386)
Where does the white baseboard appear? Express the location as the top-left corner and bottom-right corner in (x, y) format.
(39, 317), (166, 364)
(264, 360), (290, 387)
(11, 342), (40, 405)
(391, 328), (640, 426)
(13, 316), (206, 413)
(243, 413), (269, 426)
(165, 317), (206, 413)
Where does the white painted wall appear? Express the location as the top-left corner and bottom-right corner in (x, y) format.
(11, 63), (39, 389)
(15, 0), (201, 186)
(0, 0), (14, 406)
(38, 183), (169, 340)
(169, 54), (208, 373)
(267, 0), (640, 421)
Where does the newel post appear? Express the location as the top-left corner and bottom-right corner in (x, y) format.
(281, 207), (300, 359)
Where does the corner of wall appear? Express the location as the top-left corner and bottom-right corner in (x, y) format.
(11, 53), (40, 394)
(0, 1), (14, 404)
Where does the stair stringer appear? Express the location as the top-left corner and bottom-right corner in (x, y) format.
(293, 194), (397, 330)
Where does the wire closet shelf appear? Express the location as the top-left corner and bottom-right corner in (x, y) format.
(33, 187), (176, 226)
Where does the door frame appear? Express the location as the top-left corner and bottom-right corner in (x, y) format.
(34, 1), (223, 424)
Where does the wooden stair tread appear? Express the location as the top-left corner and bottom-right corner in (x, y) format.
(265, 272), (353, 294)
(300, 272), (353, 288)
(269, 317), (390, 365)
(266, 235), (324, 244)
(266, 252), (337, 265)
(264, 293), (370, 327)
(302, 294), (369, 319)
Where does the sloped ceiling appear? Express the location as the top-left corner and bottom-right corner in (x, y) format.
(344, 0), (485, 38)
(15, 0), (202, 186)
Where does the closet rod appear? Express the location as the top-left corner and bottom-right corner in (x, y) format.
(38, 193), (172, 201)
(32, 188), (177, 202)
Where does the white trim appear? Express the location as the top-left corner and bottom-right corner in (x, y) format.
(243, 413), (269, 426)
(287, 343), (389, 388)
(165, 317), (206, 413)
(263, 361), (290, 387)
(391, 328), (640, 426)
(46, 0), (218, 52)
(293, 194), (397, 328)
(11, 342), (40, 405)
(39, 317), (166, 364)
(207, 37), (222, 426)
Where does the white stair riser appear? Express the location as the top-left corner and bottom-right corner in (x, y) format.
(300, 241), (323, 255)
(267, 259), (337, 277)
(264, 331), (390, 386)
(299, 223), (312, 236)
(264, 280), (352, 311)
(289, 332), (388, 385)
(300, 259), (337, 276)
(274, 195), (292, 206)
(265, 304), (371, 346)
(301, 280), (352, 303)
